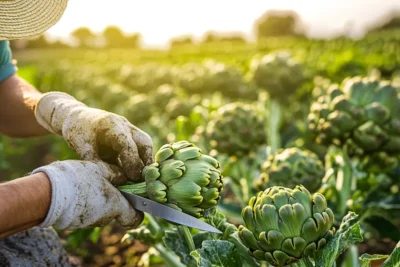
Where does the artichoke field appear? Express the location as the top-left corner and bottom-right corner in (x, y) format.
(7, 31), (400, 266)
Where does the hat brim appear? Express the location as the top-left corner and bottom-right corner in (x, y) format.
(0, 0), (68, 40)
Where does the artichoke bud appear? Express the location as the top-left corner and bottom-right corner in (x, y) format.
(382, 135), (400, 153)
(239, 185), (335, 266)
(256, 148), (325, 194)
(327, 111), (356, 132)
(327, 85), (343, 100)
(309, 76), (400, 157)
(205, 103), (266, 156)
(359, 152), (398, 173)
(353, 121), (388, 150)
(350, 106), (366, 122)
(330, 95), (353, 113)
(143, 141), (223, 218)
(365, 102), (390, 124)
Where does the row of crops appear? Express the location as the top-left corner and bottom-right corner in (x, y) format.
(3, 29), (400, 266)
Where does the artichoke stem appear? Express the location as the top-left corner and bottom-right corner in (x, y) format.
(343, 245), (359, 267)
(147, 215), (162, 238)
(292, 257), (314, 267)
(154, 243), (186, 267)
(336, 146), (353, 216)
(267, 98), (282, 153)
(228, 232), (260, 266)
(239, 178), (249, 204)
(179, 225), (196, 252)
(118, 182), (148, 197)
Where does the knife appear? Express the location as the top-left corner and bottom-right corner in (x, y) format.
(120, 191), (222, 234)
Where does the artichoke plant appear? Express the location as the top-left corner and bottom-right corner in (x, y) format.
(151, 84), (178, 108)
(238, 185), (335, 266)
(205, 103), (266, 156)
(248, 51), (305, 100)
(255, 148), (325, 193)
(119, 141), (224, 218)
(166, 96), (200, 120)
(124, 94), (153, 124)
(308, 76), (400, 171)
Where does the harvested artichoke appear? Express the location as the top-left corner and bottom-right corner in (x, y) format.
(119, 141), (223, 218)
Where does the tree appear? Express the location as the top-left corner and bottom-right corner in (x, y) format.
(123, 33), (141, 48)
(202, 31), (219, 43)
(253, 10), (305, 40)
(201, 31), (246, 44)
(169, 35), (194, 48)
(103, 26), (125, 48)
(71, 27), (94, 47)
(26, 35), (50, 48)
(366, 10), (400, 34)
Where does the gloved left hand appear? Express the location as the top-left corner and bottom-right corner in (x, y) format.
(34, 92), (153, 181)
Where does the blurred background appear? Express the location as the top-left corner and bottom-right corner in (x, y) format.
(2, 0), (400, 266)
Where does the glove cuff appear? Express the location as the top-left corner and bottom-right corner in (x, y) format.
(35, 92), (86, 135)
(31, 162), (76, 228)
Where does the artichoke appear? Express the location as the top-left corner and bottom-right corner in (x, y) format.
(166, 97), (200, 120)
(248, 51), (305, 100)
(151, 84), (178, 108)
(238, 185), (335, 266)
(205, 103), (266, 156)
(120, 141), (223, 218)
(308, 76), (400, 171)
(202, 60), (249, 99)
(124, 94), (153, 124)
(178, 60), (247, 97)
(255, 148), (324, 192)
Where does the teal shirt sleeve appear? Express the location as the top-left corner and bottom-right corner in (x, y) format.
(0, 41), (16, 82)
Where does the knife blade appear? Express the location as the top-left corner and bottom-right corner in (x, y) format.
(120, 191), (222, 234)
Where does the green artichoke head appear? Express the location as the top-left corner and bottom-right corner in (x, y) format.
(143, 141), (223, 218)
(249, 51), (305, 100)
(125, 94), (152, 124)
(238, 185), (335, 266)
(255, 148), (325, 192)
(206, 102), (266, 156)
(308, 76), (400, 162)
(151, 84), (178, 108)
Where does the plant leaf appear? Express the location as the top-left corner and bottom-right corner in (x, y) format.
(382, 241), (400, 267)
(163, 228), (196, 266)
(359, 254), (389, 267)
(203, 207), (238, 239)
(315, 212), (363, 266)
(193, 232), (213, 249)
(122, 226), (157, 245)
(360, 206), (400, 241)
(190, 240), (239, 267)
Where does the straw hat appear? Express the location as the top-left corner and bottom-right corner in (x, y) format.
(0, 0), (68, 40)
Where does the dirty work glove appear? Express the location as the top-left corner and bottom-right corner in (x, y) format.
(32, 160), (144, 230)
(34, 92), (153, 182)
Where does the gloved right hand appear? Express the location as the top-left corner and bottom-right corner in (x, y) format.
(34, 92), (154, 181)
(32, 160), (144, 231)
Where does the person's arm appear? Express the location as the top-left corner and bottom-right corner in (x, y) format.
(0, 172), (51, 239)
(0, 74), (49, 137)
(0, 160), (143, 239)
